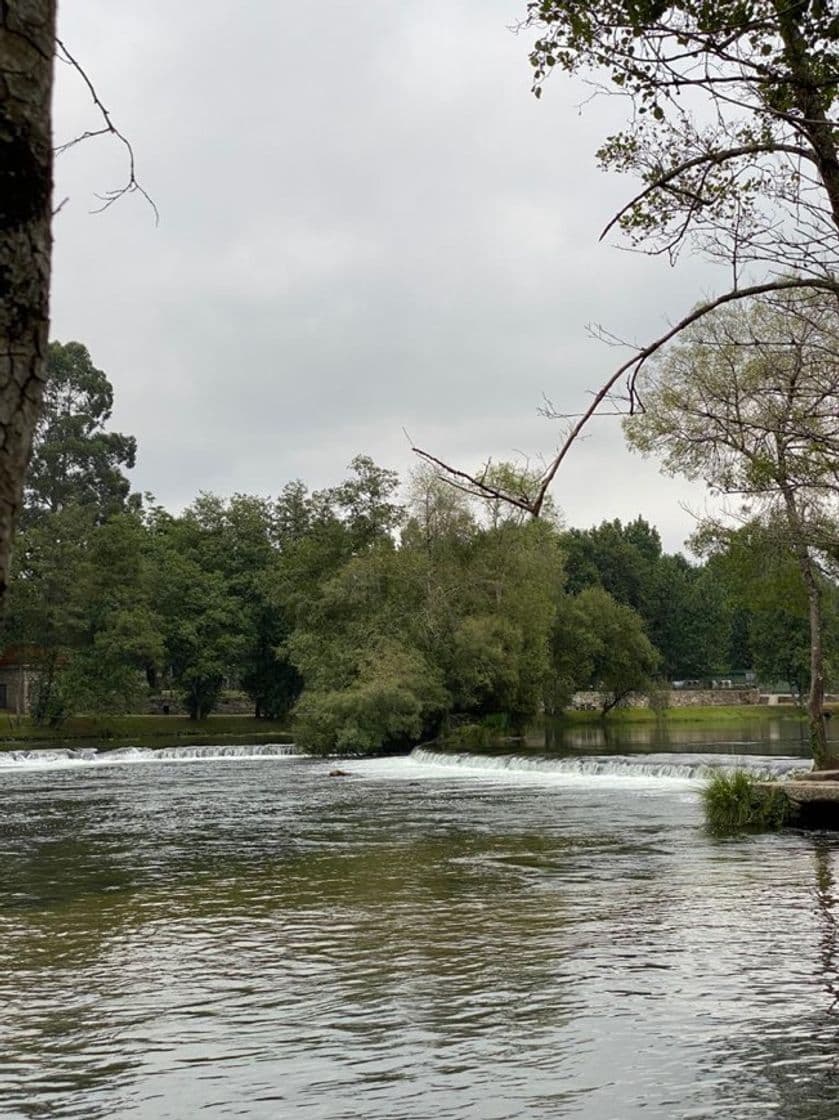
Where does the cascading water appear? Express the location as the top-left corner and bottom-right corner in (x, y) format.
(410, 746), (808, 781)
(0, 742), (302, 769)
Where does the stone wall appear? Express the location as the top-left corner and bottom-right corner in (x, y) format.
(570, 688), (762, 711)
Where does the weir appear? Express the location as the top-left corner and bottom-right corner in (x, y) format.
(410, 747), (808, 782)
(0, 742), (302, 769)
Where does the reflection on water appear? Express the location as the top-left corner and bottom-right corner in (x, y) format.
(539, 713), (814, 754)
(2, 725), (839, 1119)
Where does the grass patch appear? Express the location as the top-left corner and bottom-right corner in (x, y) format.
(0, 714), (292, 748)
(702, 770), (793, 836)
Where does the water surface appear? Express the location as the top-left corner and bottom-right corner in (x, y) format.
(2, 725), (839, 1119)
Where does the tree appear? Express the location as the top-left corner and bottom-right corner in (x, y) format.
(0, 5), (55, 598)
(183, 492), (301, 718)
(24, 341), (137, 524)
(3, 505), (162, 722)
(417, 0), (839, 515)
(527, 1), (839, 281)
(698, 518), (839, 696)
(327, 454), (405, 549)
(560, 518), (728, 678)
(146, 512), (245, 720)
(283, 501), (564, 753)
(551, 587), (659, 714)
(625, 291), (839, 763)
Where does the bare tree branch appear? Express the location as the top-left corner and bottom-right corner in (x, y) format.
(414, 275), (839, 518)
(54, 37), (158, 223)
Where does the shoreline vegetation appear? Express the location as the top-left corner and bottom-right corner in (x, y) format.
(0, 714), (293, 749)
(0, 704), (823, 751)
(8, 347), (836, 763)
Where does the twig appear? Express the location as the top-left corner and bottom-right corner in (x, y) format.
(54, 37), (159, 224)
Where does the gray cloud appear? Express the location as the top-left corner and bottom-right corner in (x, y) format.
(50, 0), (721, 552)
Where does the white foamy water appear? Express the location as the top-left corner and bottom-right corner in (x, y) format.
(406, 746), (808, 784)
(0, 742), (301, 770)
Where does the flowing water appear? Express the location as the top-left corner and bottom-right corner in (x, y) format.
(2, 722), (839, 1119)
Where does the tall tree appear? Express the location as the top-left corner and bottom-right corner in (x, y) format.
(625, 291), (839, 763)
(147, 511), (245, 720)
(698, 519), (839, 696)
(183, 493), (301, 719)
(560, 518), (728, 677)
(25, 341), (137, 523)
(3, 506), (162, 722)
(0, 4), (55, 598)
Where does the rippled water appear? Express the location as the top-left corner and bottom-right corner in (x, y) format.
(3, 727), (839, 1119)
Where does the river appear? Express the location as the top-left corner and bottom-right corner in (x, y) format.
(2, 721), (839, 1119)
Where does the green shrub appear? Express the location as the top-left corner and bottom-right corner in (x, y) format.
(292, 640), (448, 756)
(703, 770), (792, 836)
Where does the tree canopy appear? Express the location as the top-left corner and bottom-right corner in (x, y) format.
(625, 291), (839, 761)
(416, 1), (839, 516)
(25, 341), (138, 525)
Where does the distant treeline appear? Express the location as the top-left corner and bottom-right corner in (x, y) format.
(5, 342), (836, 753)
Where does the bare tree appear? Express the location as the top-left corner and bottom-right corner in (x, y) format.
(624, 288), (839, 765)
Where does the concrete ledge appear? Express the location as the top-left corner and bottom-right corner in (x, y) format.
(793, 769), (839, 783)
(755, 778), (839, 828)
(769, 780), (839, 804)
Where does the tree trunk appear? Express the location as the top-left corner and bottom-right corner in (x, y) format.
(780, 486), (830, 767)
(774, 0), (839, 235)
(0, 4), (55, 601)
(804, 565), (829, 767)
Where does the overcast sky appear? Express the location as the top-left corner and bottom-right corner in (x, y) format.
(50, 1), (726, 552)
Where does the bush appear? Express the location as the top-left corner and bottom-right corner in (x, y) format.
(703, 770), (792, 836)
(292, 640), (448, 756)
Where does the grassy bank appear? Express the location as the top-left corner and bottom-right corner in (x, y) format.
(558, 704), (812, 726)
(0, 714), (292, 748)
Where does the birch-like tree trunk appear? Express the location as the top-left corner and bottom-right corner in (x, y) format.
(780, 486), (830, 768)
(0, 2), (55, 599)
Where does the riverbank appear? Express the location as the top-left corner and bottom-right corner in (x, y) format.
(558, 704), (819, 726)
(0, 714), (293, 749)
(0, 704), (816, 750)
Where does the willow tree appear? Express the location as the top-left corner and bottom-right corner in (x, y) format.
(0, 4), (56, 600)
(624, 290), (839, 766)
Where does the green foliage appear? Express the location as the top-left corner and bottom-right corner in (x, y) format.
(147, 514), (245, 720)
(26, 342), (137, 525)
(524, 2), (839, 277)
(284, 515), (563, 752)
(703, 770), (792, 836)
(293, 639), (448, 755)
(15, 347), (832, 748)
(58, 651), (148, 717)
(696, 518), (839, 693)
(552, 586), (659, 714)
(559, 518), (728, 678)
(180, 493), (301, 718)
(624, 295), (839, 505)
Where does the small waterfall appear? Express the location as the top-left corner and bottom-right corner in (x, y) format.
(410, 747), (808, 782)
(0, 742), (302, 769)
